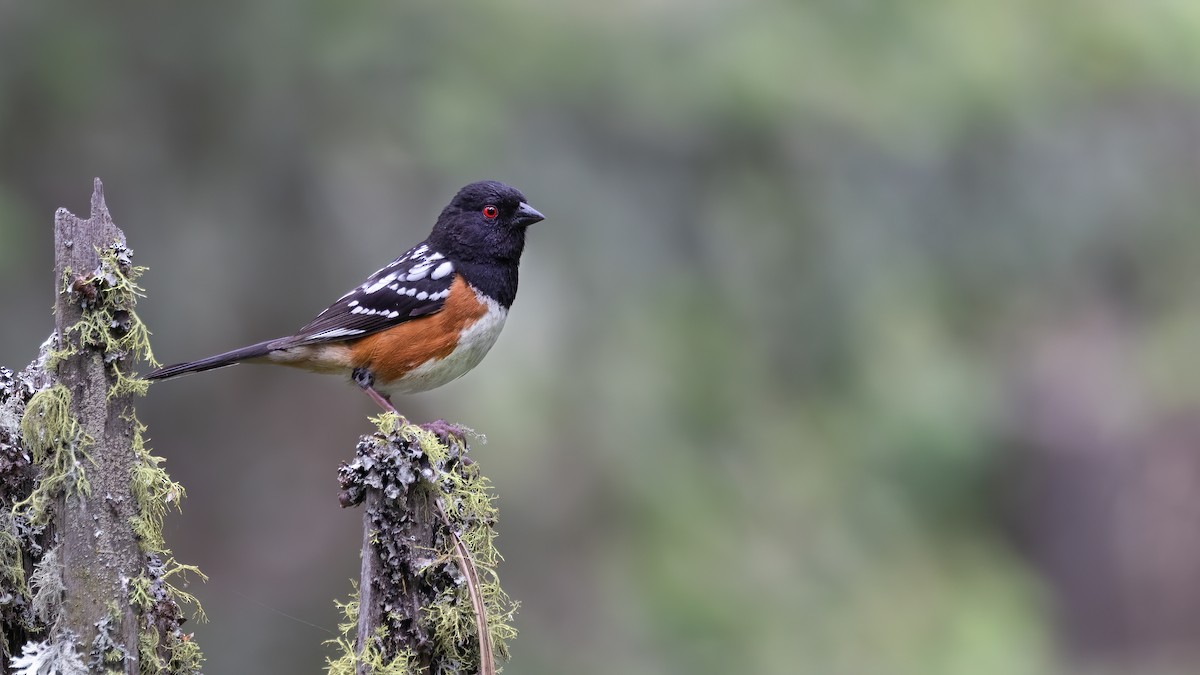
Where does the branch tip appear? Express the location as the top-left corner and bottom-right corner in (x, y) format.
(89, 177), (109, 221)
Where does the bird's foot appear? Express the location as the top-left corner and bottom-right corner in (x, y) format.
(352, 366), (398, 413)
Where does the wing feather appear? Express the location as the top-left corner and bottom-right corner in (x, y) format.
(285, 242), (456, 346)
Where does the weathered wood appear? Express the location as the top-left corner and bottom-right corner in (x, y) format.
(355, 483), (438, 675)
(354, 490), (382, 675)
(53, 179), (141, 670)
(337, 419), (512, 675)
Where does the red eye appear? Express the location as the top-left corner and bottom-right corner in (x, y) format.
(482, 205), (499, 219)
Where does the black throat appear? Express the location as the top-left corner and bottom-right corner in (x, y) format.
(451, 259), (520, 308)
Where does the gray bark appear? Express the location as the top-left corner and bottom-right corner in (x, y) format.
(354, 484), (438, 675)
(53, 179), (141, 670)
(338, 422), (503, 675)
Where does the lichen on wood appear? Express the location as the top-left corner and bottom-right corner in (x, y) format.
(0, 179), (204, 674)
(330, 414), (517, 675)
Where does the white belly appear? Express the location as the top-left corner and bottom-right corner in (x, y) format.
(379, 297), (508, 396)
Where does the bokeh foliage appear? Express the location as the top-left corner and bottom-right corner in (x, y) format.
(3, 1), (1200, 673)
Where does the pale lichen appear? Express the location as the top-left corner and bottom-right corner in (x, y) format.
(10, 635), (88, 675)
(324, 588), (415, 675)
(0, 341), (57, 661)
(57, 243), (206, 673)
(128, 555), (206, 675)
(1, 238), (203, 673)
(127, 415), (185, 555)
(330, 413), (517, 673)
(137, 627), (203, 675)
(57, 244), (159, 399)
(28, 547), (64, 625)
(126, 416), (207, 674)
(13, 384), (94, 526)
(0, 514), (29, 609)
(90, 603), (130, 672)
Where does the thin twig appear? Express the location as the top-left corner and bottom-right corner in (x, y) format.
(435, 497), (494, 675)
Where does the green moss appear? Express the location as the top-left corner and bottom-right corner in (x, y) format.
(61, 244), (212, 674)
(128, 560), (206, 624)
(160, 561), (207, 625)
(323, 592), (359, 674)
(0, 513), (28, 602)
(137, 630), (162, 675)
(394, 416), (448, 465)
(163, 631), (203, 674)
(42, 345), (75, 375)
(334, 414), (518, 672)
(137, 626), (202, 675)
(324, 588), (415, 675)
(424, 577), (519, 665)
(3, 242), (203, 671)
(127, 415), (185, 554)
(428, 430), (518, 664)
(56, 244), (159, 398)
(126, 412), (206, 671)
(120, 408), (205, 671)
(127, 574), (152, 611)
(20, 384), (78, 463)
(13, 384), (94, 525)
(131, 560), (206, 675)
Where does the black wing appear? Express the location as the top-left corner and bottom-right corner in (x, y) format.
(285, 242), (458, 346)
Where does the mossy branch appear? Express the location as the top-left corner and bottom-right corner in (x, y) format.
(0, 179), (203, 674)
(330, 414), (517, 675)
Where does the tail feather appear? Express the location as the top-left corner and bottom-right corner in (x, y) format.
(147, 339), (281, 380)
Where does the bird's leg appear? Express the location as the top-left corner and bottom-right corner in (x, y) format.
(352, 367), (397, 413)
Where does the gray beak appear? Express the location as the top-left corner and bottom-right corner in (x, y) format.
(514, 201), (545, 226)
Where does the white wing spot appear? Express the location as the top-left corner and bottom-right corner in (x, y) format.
(310, 327), (364, 339)
(388, 311), (401, 318)
(348, 300), (359, 308)
(416, 291), (428, 300)
(431, 261), (454, 280)
(363, 273), (397, 294)
(405, 288), (417, 296)
(350, 306), (365, 314)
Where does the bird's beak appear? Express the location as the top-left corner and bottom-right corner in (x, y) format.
(514, 201), (545, 226)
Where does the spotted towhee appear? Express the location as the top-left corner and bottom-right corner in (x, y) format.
(147, 180), (545, 411)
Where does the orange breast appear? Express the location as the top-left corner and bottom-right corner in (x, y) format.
(347, 276), (489, 382)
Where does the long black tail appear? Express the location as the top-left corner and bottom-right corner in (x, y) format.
(146, 339), (280, 380)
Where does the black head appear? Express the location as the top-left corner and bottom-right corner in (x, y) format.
(426, 180), (543, 307)
(428, 180), (544, 265)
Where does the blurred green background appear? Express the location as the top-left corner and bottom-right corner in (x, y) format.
(4, 1), (1200, 673)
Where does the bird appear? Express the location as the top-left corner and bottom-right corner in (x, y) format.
(147, 180), (545, 412)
